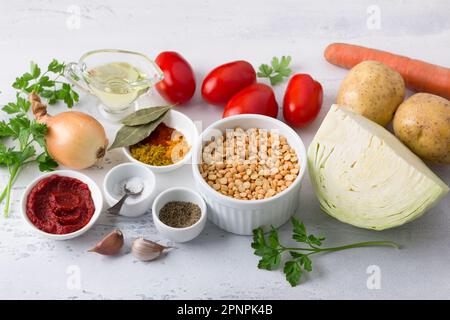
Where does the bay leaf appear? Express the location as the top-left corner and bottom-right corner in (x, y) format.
(121, 105), (173, 126)
(109, 111), (169, 150)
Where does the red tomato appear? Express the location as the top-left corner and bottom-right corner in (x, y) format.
(202, 61), (256, 106)
(283, 74), (323, 128)
(223, 83), (278, 118)
(155, 51), (196, 105)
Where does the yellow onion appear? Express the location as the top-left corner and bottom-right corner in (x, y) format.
(30, 93), (108, 169)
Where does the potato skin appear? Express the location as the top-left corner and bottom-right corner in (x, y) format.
(393, 93), (450, 164)
(337, 61), (405, 126)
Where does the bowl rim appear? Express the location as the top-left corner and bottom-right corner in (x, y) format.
(103, 162), (156, 203)
(122, 109), (197, 170)
(152, 187), (207, 232)
(20, 169), (103, 240)
(192, 114), (307, 205)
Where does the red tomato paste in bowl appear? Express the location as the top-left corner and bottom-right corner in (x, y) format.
(26, 175), (95, 234)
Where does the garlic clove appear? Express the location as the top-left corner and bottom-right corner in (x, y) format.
(88, 229), (124, 256)
(131, 237), (170, 261)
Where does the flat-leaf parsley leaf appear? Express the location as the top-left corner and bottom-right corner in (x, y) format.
(0, 59), (77, 216)
(251, 217), (400, 286)
(257, 56), (292, 85)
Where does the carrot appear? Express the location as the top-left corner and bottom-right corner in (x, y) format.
(324, 43), (450, 100)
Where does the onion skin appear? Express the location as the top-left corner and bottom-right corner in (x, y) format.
(30, 93), (109, 169)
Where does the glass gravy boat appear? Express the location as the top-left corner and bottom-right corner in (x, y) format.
(65, 49), (163, 119)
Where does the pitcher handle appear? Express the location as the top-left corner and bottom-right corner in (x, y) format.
(64, 62), (92, 94)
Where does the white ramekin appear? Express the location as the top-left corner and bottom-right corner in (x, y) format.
(20, 170), (104, 240)
(191, 114), (307, 235)
(152, 187), (207, 242)
(123, 109), (198, 174)
(103, 163), (157, 217)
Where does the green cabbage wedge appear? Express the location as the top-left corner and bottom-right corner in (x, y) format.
(308, 105), (449, 230)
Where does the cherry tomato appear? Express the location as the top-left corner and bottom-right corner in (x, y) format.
(155, 51), (196, 105)
(223, 83), (278, 118)
(202, 61), (256, 106)
(283, 74), (323, 128)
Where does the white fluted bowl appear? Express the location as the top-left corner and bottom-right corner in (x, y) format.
(192, 114), (307, 235)
(123, 110), (198, 174)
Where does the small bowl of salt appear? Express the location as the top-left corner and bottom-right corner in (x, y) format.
(103, 163), (156, 217)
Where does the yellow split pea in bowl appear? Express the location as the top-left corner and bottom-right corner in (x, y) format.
(191, 114), (307, 235)
(200, 127), (300, 200)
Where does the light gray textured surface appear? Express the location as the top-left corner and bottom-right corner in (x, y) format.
(0, 0), (449, 299)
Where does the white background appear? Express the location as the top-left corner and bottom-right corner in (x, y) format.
(0, 0), (449, 299)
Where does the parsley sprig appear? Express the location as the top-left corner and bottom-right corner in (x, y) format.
(0, 117), (58, 216)
(5, 59), (79, 112)
(257, 56), (292, 85)
(252, 217), (400, 286)
(0, 59), (77, 216)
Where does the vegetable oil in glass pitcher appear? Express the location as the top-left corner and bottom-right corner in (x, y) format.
(65, 49), (164, 121)
(86, 62), (150, 112)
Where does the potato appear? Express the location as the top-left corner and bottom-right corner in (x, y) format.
(393, 93), (450, 164)
(337, 60), (405, 126)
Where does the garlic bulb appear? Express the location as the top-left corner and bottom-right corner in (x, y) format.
(131, 237), (170, 261)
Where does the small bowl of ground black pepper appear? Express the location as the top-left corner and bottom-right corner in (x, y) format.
(152, 187), (207, 242)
